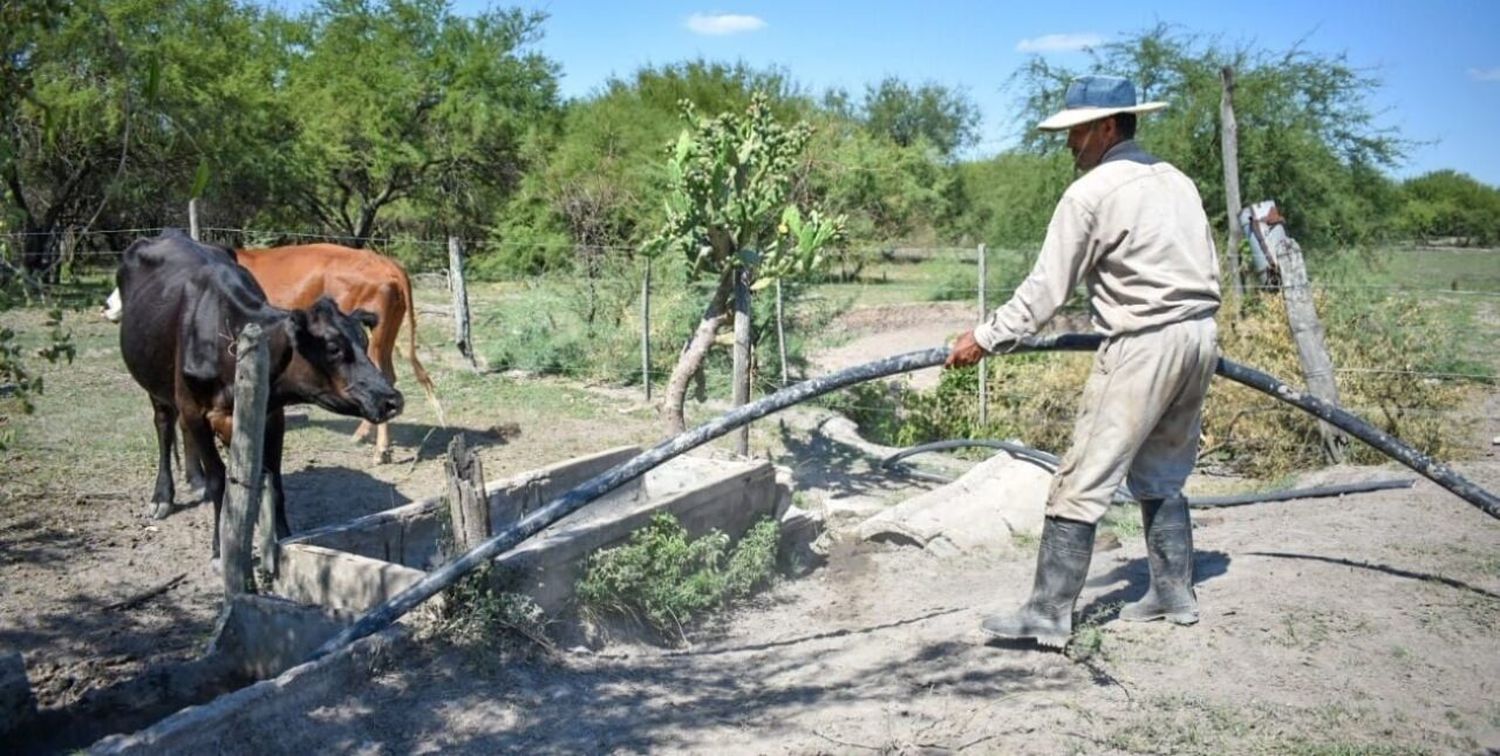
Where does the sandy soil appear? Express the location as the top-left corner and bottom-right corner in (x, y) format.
(227, 461), (1500, 754)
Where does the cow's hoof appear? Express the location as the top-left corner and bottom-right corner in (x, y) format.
(374, 448), (393, 465)
(149, 501), (173, 520)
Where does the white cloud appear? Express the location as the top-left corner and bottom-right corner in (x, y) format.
(1016, 33), (1103, 54)
(685, 12), (767, 36)
(1469, 67), (1500, 82)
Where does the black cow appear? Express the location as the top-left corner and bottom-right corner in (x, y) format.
(116, 230), (404, 560)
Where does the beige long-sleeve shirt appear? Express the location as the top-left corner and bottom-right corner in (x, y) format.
(974, 141), (1221, 351)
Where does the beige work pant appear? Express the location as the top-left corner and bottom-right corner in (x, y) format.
(1046, 315), (1219, 524)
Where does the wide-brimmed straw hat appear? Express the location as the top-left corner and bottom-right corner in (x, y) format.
(1037, 75), (1167, 131)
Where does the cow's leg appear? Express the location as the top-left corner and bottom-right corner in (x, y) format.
(179, 416), (209, 504)
(264, 408), (292, 539)
(181, 413), (226, 562)
(149, 398), (177, 519)
(360, 284), (403, 464)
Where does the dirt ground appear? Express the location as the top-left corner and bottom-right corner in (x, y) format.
(3, 298), (1500, 753)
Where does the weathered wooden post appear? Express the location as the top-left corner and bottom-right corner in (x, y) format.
(222, 322), (270, 596)
(1219, 66), (1245, 300)
(732, 265), (752, 456)
(977, 243), (988, 427)
(776, 279), (789, 387)
(641, 259), (652, 401)
(188, 199), (200, 242)
(448, 236), (476, 370)
(1245, 202), (1350, 462)
(443, 434), (490, 557)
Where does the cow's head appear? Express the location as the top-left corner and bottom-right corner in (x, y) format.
(285, 297), (404, 423)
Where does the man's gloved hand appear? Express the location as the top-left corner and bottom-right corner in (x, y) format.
(944, 329), (989, 369)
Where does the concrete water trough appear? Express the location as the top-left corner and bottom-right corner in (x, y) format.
(84, 445), (790, 753)
(272, 444), (787, 617)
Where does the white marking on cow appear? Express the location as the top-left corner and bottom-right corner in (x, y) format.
(102, 288), (122, 322)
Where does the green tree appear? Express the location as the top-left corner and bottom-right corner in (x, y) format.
(284, 0), (560, 247)
(1, 0), (296, 278)
(646, 93), (843, 434)
(1396, 170), (1500, 246)
(1006, 25), (1408, 254)
(801, 115), (960, 257)
(860, 77), (980, 158)
(487, 60), (807, 274)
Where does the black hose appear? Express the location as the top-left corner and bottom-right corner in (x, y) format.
(313, 333), (1498, 660)
(1213, 358), (1500, 518)
(881, 439), (1417, 508)
(1191, 479), (1416, 507)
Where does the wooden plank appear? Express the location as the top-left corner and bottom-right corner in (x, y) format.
(222, 323), (270, 596)
(977, 243), (988, 426)
(443, 434), (490, 556)
(732, 266), (752, 456)
(642, 259), (652, 400)
(1254, 206), (1350, 462)
(448, 236), (476, 370)
(1219, 66), (1245, 300)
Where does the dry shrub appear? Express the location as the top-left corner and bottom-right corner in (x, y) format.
(1203, 292), (1481, 478)
(849, 293), (1484, 480)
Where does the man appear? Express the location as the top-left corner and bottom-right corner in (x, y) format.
(946, 75), (1221, 648)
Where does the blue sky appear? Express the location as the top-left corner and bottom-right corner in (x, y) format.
(272, 0), (1500, 184)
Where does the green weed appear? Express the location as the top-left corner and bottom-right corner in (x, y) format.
(576, 512), (780, 640)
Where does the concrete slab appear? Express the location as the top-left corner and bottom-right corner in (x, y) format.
(857, 452), (1053, 556)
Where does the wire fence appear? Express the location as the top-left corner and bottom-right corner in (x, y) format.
(4, 226), (1497, 464)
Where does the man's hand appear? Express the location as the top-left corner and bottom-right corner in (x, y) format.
(945, 330), (988, 369)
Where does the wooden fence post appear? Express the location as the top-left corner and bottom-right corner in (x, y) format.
(1247, 203), (1350, 463)
(977, 243), (988, 427)
(222, 323), (270, 596)
(641, 259), (652, 401)
(776, 279), (788, 387)
(732, 265), (752, 456)
(1220, 66), (1245, 301)
(448, 237), (476, 370)
(188, 199), (200, 242)
(443, 434), (490, 558)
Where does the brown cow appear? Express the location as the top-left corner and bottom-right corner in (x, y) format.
(234, 245), (443, 463)
(107, 243), (443, 463)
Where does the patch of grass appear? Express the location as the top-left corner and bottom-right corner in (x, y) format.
(576, 512), (780, 641)
(1106, 695), (1439, 755)
(1100, 502), (1142, 540)
(1066, 601), (1120, 662)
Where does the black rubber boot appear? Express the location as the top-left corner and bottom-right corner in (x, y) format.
(980, 516), (1096, 648)
(1119, 497), (1199, 625)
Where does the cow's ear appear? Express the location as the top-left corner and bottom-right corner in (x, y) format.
(182, 293), (224, 382)
(286, 308), (311, 346)
(350, 308), (379, 331)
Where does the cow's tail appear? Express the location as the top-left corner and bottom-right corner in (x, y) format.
(399, 267), (446, 427)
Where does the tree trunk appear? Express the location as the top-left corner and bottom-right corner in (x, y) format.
(662, 268), (736, 435)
